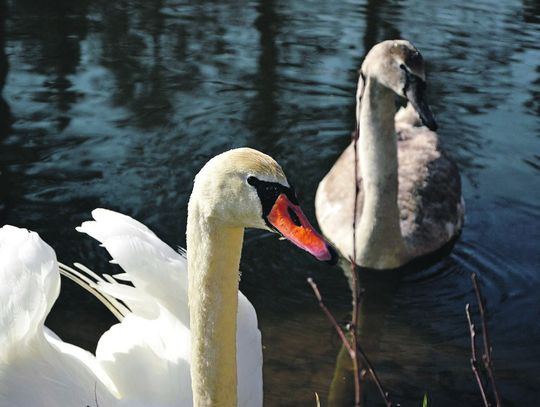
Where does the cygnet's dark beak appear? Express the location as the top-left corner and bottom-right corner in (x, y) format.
(404, 72), (438, 131)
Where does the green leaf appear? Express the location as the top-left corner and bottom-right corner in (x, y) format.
(422, 393), (428, 407)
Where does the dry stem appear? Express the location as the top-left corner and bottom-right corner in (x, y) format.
(307, 278), (356, 358)
(471, 273), (503, 407)
(465, 303), (490, 407)
(350, 126), (362, 407)
(307, 278), (392, 407)
(307, 126), (392, 407)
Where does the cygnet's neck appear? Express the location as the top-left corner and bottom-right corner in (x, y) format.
(355, 76), (406, 268)
(187, 195), (244, 407)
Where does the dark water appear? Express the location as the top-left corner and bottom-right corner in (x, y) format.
(1, 0), (539, 406)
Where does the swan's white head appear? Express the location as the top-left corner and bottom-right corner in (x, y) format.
(360, 39), (437, 131)
(190, 148), (337, 263)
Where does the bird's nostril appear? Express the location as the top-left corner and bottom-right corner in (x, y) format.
(287, 207), (302, 227)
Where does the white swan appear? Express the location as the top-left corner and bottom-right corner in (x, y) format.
(0, 147), (336, 407)
(315, 40), (464, 269)
(0, 225), (122, 407)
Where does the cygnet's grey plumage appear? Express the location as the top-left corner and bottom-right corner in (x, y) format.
(316, 40), (464, 269)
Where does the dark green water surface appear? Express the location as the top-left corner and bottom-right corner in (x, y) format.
(1, 0), (539, 406)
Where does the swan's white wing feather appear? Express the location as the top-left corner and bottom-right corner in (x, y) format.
(96, 311), (193, 406)
(0, 226), (118, 407)
(0, 340), (118, 407)
(1, 213), (263, 406)
(78, 208), (189, 322)
(94, 278), (159, 317)
(0, 226), (59, 357)
(77, 209), (263, 407)
(0, 225), (60, 361)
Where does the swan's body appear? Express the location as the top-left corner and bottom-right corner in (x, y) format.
(0, 148), (335, 407)
(0, 226), (119, 407)
(316, 40), (464, 269)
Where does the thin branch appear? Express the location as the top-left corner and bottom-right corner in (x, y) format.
(351, 126), (393, 407)
(350, 126), (360, 263)
(350, 126), (362, 407)
(307, 278), (355, 358)
(308, 276), (392, 407)
(308, 127), (393, 407)
(466, 303), (490, 407)
(352, 331), (392, 406)
(471, 273), (503, 407)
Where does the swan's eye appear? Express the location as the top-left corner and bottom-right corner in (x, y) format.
(245, 176), (299, 220)
(247, 176), (257, 186)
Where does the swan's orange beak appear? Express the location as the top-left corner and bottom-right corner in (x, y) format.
(267, 194), (337, 264)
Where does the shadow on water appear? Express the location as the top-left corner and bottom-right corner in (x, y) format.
(1, 0), (117, 347)
(326, 236), (459, 407)
(98, 1), (181, 129)
(327, 263), (403, 407)
(12, 0), (89, 131)
(362, 0), (402, 52)
(326, 235), (535, 406)
(0, 0), (11, 223)
(0, 0), (11, 135)
(247, 0), (280, 152)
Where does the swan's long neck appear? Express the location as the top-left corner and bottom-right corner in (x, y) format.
(187, 201), (243, 407)
(355, 76), (406, 268)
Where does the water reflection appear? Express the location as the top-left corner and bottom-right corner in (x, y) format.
(0, 0), (11, 135)
(327, 265), (402, 407)
(2, 0), (540, 405)
(362, 0), (402, 51)
(0, 0), (10, 222)
(98, 1), (180, 128)
(248, 0), (280, 152)
(327, 241), (538, 406)
(12, 0), (88, 131)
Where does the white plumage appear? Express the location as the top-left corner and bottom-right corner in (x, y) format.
(0, 210), (263, 407)
(0, 225), (119, 407)
(0, 148), (334, 407)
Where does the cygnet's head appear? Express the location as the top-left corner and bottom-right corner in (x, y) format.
(191, 148), (337, 263)
(360, 39), (437, 131)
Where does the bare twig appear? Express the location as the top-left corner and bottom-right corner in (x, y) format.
(307, 278), (356, 358)
(351, 126), (393, 406)
(348, 255), (393, 406)
(465, 303), (490, 407)
(350, 126), (362, 407)
(309, 123), (395, 406)
(307, 276), (392, 407)
(350, 127), (360, 265)
(307, 125), (393, 407)
(471, 273), (503, 407)
(352, 329), (392, 405)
